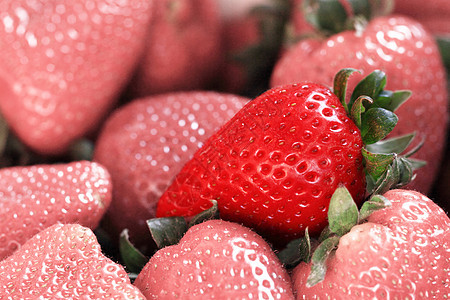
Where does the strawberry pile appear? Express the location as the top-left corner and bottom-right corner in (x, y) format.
(0, 0), (449, 298)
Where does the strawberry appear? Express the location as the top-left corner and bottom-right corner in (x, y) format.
(214, 0), (290, 95)
(271, 9), (448, 194)
(394, 0), (450, 36)
(133, 219), (295, 299)
(0, 0), (153, 155)
(93, 91), (248, 252)
(156, 69), (419, 244)
(0, 223), (145, 299)
(291, 188), (450, 299)
(129, 0), (222, 97)
(0, 160), (112, 259)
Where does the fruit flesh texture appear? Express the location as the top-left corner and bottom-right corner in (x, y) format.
(157, 83), (366, 243)
(0, 0), (152, 154)
(271, 16), (449, 194)
(94, 92), (248, 251)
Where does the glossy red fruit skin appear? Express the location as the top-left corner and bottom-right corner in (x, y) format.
(130, 0), (222, 96)
(93, 92), (248, 250)
(292, 189), (450, 299)
(271, 16), (449, 195)
(0, 161), (112, 260)
(0, 0), (153, 155)
(156, 83), (366, 242)
(134, 219), (295, 299)
(0, 224), (145, 299)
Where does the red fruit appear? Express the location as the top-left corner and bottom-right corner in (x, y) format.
(0, 224), (145, 299)
(93, 91), (248, 250)
(394, 0), (450, 36)
(0, 160), (112, 259)
(0, 0), (153, 155)
(292, 189), (450, 299)
(156, 82), (366, 242)
(271, 16), (448, 194)
(130, 0), (222, 96)
(134, 219), (294, 299)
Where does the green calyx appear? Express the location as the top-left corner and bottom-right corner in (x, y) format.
(277, 186), (392, 286)
(334, 68), (425, 196)
(119, 200), (220, 274)
(302, 0), (394, 35)
(277, 68), (426, 283)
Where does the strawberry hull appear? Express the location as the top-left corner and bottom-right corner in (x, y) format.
(156, 82), (366, 243)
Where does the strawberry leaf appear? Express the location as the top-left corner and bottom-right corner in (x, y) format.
(350, 95), (373, 128)
(277, 228), (311, 268)
(119, 229), (149, 274)
(358, 194), (391, 221)
(376, 90), (411, 112)
(360, 108), (398, 145)
(349, 69), (386, 109)
(361, 148), (395, 180)
(333, 68), (359, 112)
(328, 186), (359, 236)
(188, 200), (219, 228)
(147, 217), (188, 249)
(365, 132), (416, 154)
(306, 235), (340, 287)
(303, 0), (349, 34)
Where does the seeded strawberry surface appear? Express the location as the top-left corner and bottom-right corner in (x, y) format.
(0, 0), (153, 154)
(134, 219), (294, 299)
(94, 91), (248, 249)
(0, 161), (111, 259)
(0, 224), (145, 299)
(292, 189), (450, 299)
(156, 83), (366, 242)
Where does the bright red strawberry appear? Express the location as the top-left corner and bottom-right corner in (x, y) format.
(214, 0), (290, 95)
(93, 91), (248, 251)
(156, 69), (418, 244)
(0, 160), (112, 259)
(0, 0), (153, 155)
(271, 14), (448, 194)
(129, 0), (222, 97)
(0, 223), (145, 299)
(134, 219), (294, 299)
(292, 189), (450, 299)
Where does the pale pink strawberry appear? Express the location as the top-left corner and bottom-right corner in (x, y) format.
(130, 0), (222, 97)
(134, 219), (295, 299)
(292, 189), (450, 299)
(0, 0), (153, 155)
(0, 224), (145, 299)
(0, 160), (112, 259)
